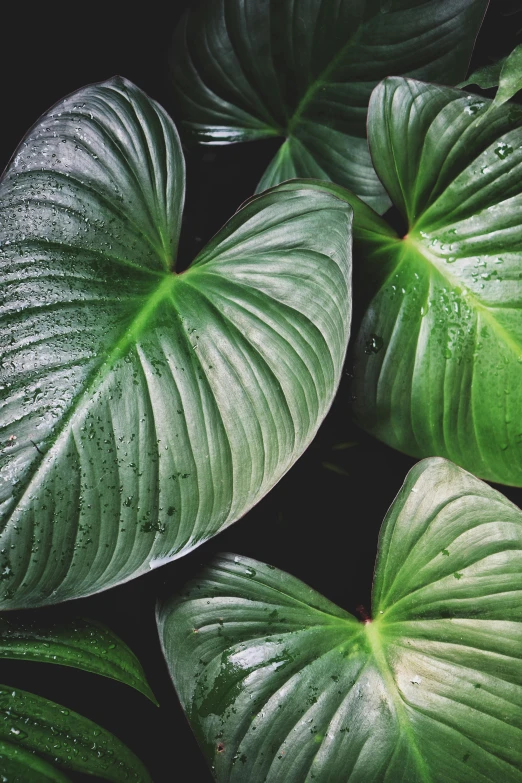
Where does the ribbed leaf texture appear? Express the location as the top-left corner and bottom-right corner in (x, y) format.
(158, 458), (522, 782)
(171, 0), (488, 212)
(0, 77), (352, 608)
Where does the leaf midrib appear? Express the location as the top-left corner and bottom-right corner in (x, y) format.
(1, 271), (179, 534)
(285, 18), (365, 135)
(365, 621), (433, 783)
(405, 235), (522, 359)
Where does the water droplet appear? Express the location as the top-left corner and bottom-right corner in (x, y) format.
(464, 100), (485, 116)
(364, 334), (384, 355)
(10, 727), (28, 740)
(494, 142), (514, 160)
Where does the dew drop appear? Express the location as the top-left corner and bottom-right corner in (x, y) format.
(494, 142), (514, 160)
(364, 334), (384, 355)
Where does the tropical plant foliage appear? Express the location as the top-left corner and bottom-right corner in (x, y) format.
(171, 0), (488, 212)
(334, 76), (522, 485)
(158, 458), (522, 782)
(1, 2), (522, 781)
(0, 77), (351, 610)
(460, 43), (522, 109)
(0, 616), (153, 781)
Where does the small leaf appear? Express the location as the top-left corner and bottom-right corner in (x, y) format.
(158, 458), (522, 782)
(0, 685), (151, 781)
(459, 44), (522, 109)
(458, 57), (507, 90)
(171, 0), (488, 213)
(0, 615), (156, 704)
(493, 44), (522, 108)
(0, 77), (352, 608)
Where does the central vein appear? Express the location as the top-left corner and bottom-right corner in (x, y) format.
(364, 620), (433, 783)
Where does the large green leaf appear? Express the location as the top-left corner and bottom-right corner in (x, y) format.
(171, 0), (488, 212)
(157, 458), (522, 782)
(0, 615), (156, 703)
(331, 76), (522, 485)
(0, 77), (352, 609)
(0, 685), (151, 781)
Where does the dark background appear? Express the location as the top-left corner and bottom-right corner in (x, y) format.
(0, 2), (521, 781)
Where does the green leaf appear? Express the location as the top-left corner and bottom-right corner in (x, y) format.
(332, 75), (522, 485)
(157, 458), (522, 782)
(0, 685), (151, 781)
(0, 77), (352, 608)
(171, 0), (488, 212)
(458, 57), (507, 90)
(0, 741), (71, 782)
(492, 44), (522, 108)
(459, 44), (522, 109)
(0, 615), (156, 704)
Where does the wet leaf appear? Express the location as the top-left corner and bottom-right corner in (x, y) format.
(0, 686), (151, 781)
(330, 76), (522, 485)
(0, 615), (156, 703)
(0, 77), (352, 608)
(158, 458), (522, 782)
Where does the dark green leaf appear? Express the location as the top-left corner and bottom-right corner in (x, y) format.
(171, 0), (488, 212)
(0, 685), (151, 781)
(0, 77), (352, 608)
(460, 44), (522, 109)
(458, 57), (507, 90)
(335, 76), (522, 484)
(0, 741), (71, 782)
(0, 616), (156, 704)
(158, 458), (522, 782)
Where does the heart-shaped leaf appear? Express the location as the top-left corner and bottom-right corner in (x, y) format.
(326, 76), (522, 485)
(171, 0), (488, 212)
(0, 77), (352, 609)
(0, 615), (156, 703)
(157, 458), (522, 782)
(0, 685), (151, 781)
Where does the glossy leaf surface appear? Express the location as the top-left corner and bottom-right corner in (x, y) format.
(0, 685), (151, 781)
(0, 616), (156, 703)
(172, 0), (488, 212)
(0, 741), (71, 782)
(343, 76), (522, 484)
(0, 77), (352, 608)
(158, 458), (522, 782)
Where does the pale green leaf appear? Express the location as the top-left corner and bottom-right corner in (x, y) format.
(0, 78), (352, 608)
(158, 458), (522, 782)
